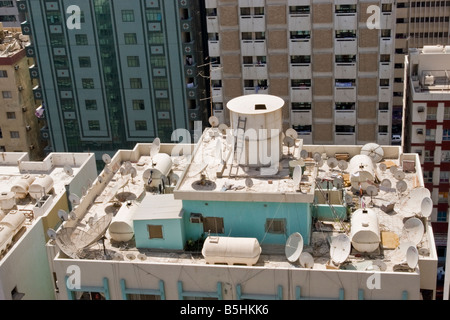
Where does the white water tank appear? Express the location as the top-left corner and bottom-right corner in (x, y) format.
(202, 236), (262, 266)
(227, 94), (284, 168)
(351, 208), (380, 253)
(0, 211), (26, 254)
(108, 204), (135, 242)
(143, 153), (173, 188)
(11, 174), (36, 199)
(28, 175), (54, 200)
(0, 192), (16, 210)
(348, 155), (376, 191)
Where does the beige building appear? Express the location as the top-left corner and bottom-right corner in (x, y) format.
(0, 25), (43, 160)
(205, 0), (397, 146)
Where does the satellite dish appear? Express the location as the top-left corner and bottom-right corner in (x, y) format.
(104, 166), (111, 174)
(316, 158), (324, 168)
(87, 217), (94, 227)
(420, 197), (433, 218)
(380, 179), (392, 189)
(327, 157), (338, 170)
(396, 180), (407, 194)
(137, 253), (147, 261)
(64, 165), (73, 176)
(98, 176), (103, 184)
(150, 138), (161, 157)
(126, 253), (136, 261)
(330, 234), (351, 265)
(284, 136), (295, 148)
(113, 253), (124, 261)
(285, 232), (304, 263)
(394, 170), (405, 181)
(102, 154), (112, 164)
(129, 167), (137, 179)
(69, 211), (77, 220)
(333, 176), (343, 189)
(218, 123), (228, 135)
(361, 143), (384, 163)
(286, 128), (298, 140)
(379, 163), (387, 172)
(69, 193), (80, 206)
(403, 217), (424, 245)
(300, 150), (309, 159)
(366, 185), (378, 207)
(313, 152), (322, 163)
(338, 160), (348, 171)
(245, 178), (254, 189)
(47, 228), (57, 240)
(390, 165), (398, 174)
(209, 116), (219, 127)
(58, 209), (69, 221)
(299, 252), (314, 269)
(406, 246), (419, 269)
(169, 173), (180, 186)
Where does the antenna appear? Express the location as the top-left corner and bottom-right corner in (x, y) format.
(299, 252), (314, 269)
(102, 154), (112, 165)
(366, 185), (378, 207)
(285, 232), (304, 263)
(64, 165), (73, 176)
(69, 193), (81, 206)
(406, 246), (419, 270)
(330, 234), (351, 266)
(209, 116), (219, 128)
(285, 128), (298, 140)
(402, 217), (424, 245)
(420, 197), (433, 218)
(47, 228), (57, 240)
(361, 143), (384, 163)
(58, 209), (69, 222)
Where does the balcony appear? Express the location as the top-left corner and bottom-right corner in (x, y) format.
(208, 40), (220, 56)
(379, 86), (391, 102)
(290, 64), (311, 79)
(244, 86), (268, 95)
(379, 37), (394, 54)
(334, 38), (357, 55)
(211, 87), (223, 102)
(291, 110), (312, 126)
(241, 40), (267, 56)
(334, 86), (356, 102)
(378, 110), (390, 125)
(242, 64), (268, 79)
(240, 15), (266, 32)
(213, 109), (224, 124)
(210, 64), (222, 80)
(335, 110), (356, 126)
(291, 87), (312, 102)
(335, 63), (356, 78)
(335, 132), (356, 145)
(205, 0), (217, 8)
(378, 133), (390, 145)
(288, 14), (310, 31)
(289, 39), (311, 55)
(206, 16), (219, 33)
(334, 13), (357, 30)
(379, 12), (393, 29)
(379, 62), (392, 79)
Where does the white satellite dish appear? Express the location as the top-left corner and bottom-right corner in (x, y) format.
(403, 217), (424, 245)
(218, 123), (228, 135)
(361, 143), (384, 163)
(330, 234), (351, 265)
(245, 178), (254, 189)
(380, 178), (392, 189)
(300, 150), (309, 159)
(98, 176), (103, 184)
(113, 253), (124, 261)
(150, 138), (161, 157)
(286, 128), (298, 140)
(47, 228), (57, 240)
(102, 154), (112, 164)
(129, 167), (137, 179)
(104, 166), (111, 174)
(390, 165), (398, 174)
(379, 163), (387, 172)
(209, 116), (219, 128)
(293, 165), (302, 189)
(316, 158), (324, 168)
(313, 152), (322, 163)
(338, 160), (348, 171)
(169, 173), (180, 186)
(394, 170), (405, 181)
(58, 209), (69, 221)
(299, 252), (314, 269)
(284, 136), (295, 148)
(69, 211), (77, 221)
(420, 197), (433, 218)
(137, 253), (147, 261)
(406, 246), (419, 270)
(396, 180), (407, 194)
(64, 165), (73, 176)
(285, 232), (304, 263)
(69, 193), (80, 206)
(327, 157), (338, 170)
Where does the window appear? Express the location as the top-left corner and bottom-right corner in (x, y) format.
(265, 218), (286, 234)
(427, 107), (437, 120)
(335, 30), (356, 38)
(85, 100), (97, 110)
(6, 112), (15, 119)
(381, 29), (391, 38)
(0, 1), (14, 8)
(10, 131), (19, 139)
(290, 31), (310, 39)
(133, 100), (145, 110)
(127, 56), (140, 67)
(148, 225), (163, 239)
(130, 78), (142, 89)
(292, 103), (311, 110)
(379, 126), (388, 133)
(291, 55), (311, 63)
(441, 151), (450, 162)
(291, 79), (311, 87)
(423, 171), (433, 183)
(0, 70), (7, 78)
(336, 125), (355, 133)
(124, 33), (137, 45)
(75, 34), (88, 45)
(78, 56), (91, 68)
(88, 120), (100, 131)
(336, 102), (355, 111)
(380, 79), (390, 87)
(437, 211), (447, 222)
(444, 108), (450, 120)
(382, 3), (392, 12)
(82, 78), (94, 89)
(293, 125), (312, 134)
(335, 79), (355, 87)
(440, 171), (449, 183)
(424, 150), (434, 162)
(438, 192), (449, 203)
(426, 129), (436, 141)
(379, 102), (389, 111)
(335, 55), (356, 63)
(443, 129), (450, 141)
(2, 91), (12, 98)
(122, 10), (135, 22)
(203, 217), (224, 234)
(0, 129), (2, 139)
(135, 120), (147, 131)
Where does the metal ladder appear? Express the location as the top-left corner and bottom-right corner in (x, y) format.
(230, 116), (247, 177)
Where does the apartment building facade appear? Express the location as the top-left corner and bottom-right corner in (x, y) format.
(204, 0), (397, 146)
(0, 0), (25, 28)
(19, 0), (208, 162)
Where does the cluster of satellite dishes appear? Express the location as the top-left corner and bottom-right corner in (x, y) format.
(361, 143), (384, 163)
(377, 161), (408, 198)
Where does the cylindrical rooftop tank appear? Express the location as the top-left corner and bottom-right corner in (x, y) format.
(143, 153), (172, 188)
(348, 155), (376, 191)
(0, 210), (26, 253)
(11, 174), (36, 199)
(108, 205), (135, 242)
(226, 94), (284, 167)
(0, 192), (16, 210)
(202, 236), (262, 266)
(351, 208), (380, 253)
(28, 175), (54, 200)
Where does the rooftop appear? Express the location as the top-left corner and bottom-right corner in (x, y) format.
(0, 28), (29, 59)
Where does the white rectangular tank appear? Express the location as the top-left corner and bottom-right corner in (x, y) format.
(202, 236), (262, 266)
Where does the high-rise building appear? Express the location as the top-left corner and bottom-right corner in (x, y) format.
(393, 0), (450, 137)
(19, 0), (208, 163)
(0, 0), (25, 28)
(0, 25), (44, 160)
(204, 0), (397, 146)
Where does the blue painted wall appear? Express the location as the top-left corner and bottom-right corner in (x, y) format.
(134, 218), (186, 250)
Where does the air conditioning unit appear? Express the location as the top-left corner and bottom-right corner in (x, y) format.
(14, 65), (19, 70)
(22, 106), (27, 112)
(26, 125), (31, 131)
(190, 213), (203, 223)
(18, 86), (24, 91)
(416, 128), (424, 135)
(417, 106), (425, 113)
